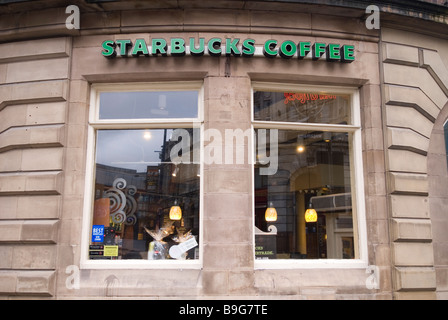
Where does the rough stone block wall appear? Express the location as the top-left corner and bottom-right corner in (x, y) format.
(0, 37), (71, 297)
(381, 27), (448, 299)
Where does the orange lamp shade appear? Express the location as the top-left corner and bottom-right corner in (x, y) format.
(304, 207), (317, 223)
(169, 205), (182, 220)
(265, 202), (277, 222)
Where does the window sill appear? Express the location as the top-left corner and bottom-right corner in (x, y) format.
(254, 258), (368, 270)
(80, 259), (202, 270)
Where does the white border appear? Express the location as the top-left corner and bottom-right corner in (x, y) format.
(251, 82), (368, 269)
(80, 82), (204, 270)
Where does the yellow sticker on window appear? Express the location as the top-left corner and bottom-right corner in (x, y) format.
(103, 245), (118, 257)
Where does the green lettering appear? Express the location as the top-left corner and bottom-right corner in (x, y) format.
(225, 38), (241, 56)
(279, 40), (296, 59)
(341, 45), (355, 62)
(298, 41), (311, 59)
(101, 40), (116, 58)
(263, 40), (278, 58)
(326, 43), (340, 61)
(115, 39), (132, 56)
(131, 39), (149, 56)
(189, 38), (205, 56)
(242, 39), (255, 57)
(208, 38), (222, 56)
(171, 38), (186, 56)
(101, 37), (353, 64)
(152, 38), (167, 56)
(312, 42), (326, 60)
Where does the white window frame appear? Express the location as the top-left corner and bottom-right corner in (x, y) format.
(80, 81), (204, 270)
(251, 82), (368, 269)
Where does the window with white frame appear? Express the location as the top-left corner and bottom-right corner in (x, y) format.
(252, 83), (366, 263)
(83, 83), (202, 264)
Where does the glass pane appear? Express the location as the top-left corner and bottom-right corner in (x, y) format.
(253, 90), (351, 125)
(254, 129), (355, 260)
(99, 91), (198, 119)
(89, 128), (200, 260)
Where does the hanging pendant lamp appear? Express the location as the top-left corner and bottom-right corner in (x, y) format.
(304, 202), (317, 223)
(265, 202), (278, 222)
(169, 200), (182, 220)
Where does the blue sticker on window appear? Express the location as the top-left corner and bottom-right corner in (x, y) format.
(92, 225), (104, 243)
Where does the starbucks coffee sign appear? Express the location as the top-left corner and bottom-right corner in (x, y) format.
(101, 37), (355, 62)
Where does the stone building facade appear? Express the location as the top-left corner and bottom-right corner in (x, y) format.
(0, 0), (447, 299)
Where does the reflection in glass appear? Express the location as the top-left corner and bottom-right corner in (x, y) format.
(253, 91), (350, 125)
(254, 129), (355, 260)
(90, 129), (200, 260)
(99, 91), (198, 120)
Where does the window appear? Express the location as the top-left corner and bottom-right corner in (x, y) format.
(99, 91), (198, 120)
(82, 83), (202, 267)
(252, 83), (366, 265)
